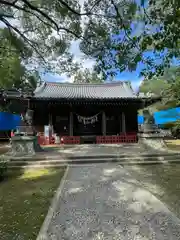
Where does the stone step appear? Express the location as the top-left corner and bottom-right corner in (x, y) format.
(8, 159), (180, 169)
(7, 155), (180, 168)
(63, 152), (180, 160)
(8, 153), (180, 162)
(5, 151), (180, 162)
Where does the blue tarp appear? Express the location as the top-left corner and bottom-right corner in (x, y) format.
(0, 112), (21, 130)
(154, 107), (180, 124)
(138, 115), (144, 124)
(138, 107), (180, 125)
(1, 107), (180, 130)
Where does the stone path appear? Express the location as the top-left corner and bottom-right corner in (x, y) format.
(39, 164), (180, 240)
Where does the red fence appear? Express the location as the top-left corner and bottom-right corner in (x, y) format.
(37, 134), (80, 145)
(37, 133), (137, 145)
(96, 133), (137, 144)
(60, 136), (80, 144)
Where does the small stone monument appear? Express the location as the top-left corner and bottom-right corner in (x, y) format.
(138, 109), (167, 151)
(7, 109), (43, 157)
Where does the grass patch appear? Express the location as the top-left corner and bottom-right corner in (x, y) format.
(165, 139), (180, 150)
(0, 167), (66, 240)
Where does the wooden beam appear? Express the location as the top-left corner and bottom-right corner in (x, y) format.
(122, 112), (126, 133)
(69, 111), (73, 136)
(102, 111), (106, 136)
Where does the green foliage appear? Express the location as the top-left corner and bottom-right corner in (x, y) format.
(164, 120), (180, 138)
(162, 122), (175, 129)
(0, 0), (82, 73)
(139, 77), (169, 96)
(80, 0), (180, 79)
(139, 66), (180, 111)
(0, 28), (40, 90)
(73, 68), (104, 83)
(0, 0), (179, 78)
(0, 158), (8, 180)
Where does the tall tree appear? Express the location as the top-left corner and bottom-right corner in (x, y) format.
(0, 28), (40, 90)
(139, 77), (169, 96)
(0, 0), (84, 73)
(139, 66), (180, 110)
(0, 0), (179, 77)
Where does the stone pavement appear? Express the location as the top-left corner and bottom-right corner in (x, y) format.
(43, 143), (177, 158)
(38, 164), (180, 240)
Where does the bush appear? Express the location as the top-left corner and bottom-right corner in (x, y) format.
(0, 158), (8, 180)
(162, 122), (175, 129)
(171, 121), (180, 138)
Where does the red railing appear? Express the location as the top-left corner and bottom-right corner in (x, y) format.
(96, 133), (137, 144)
(60, 136), (80, 144)
(38, 134), (47, 145)
(37, 133), (137, 145)
(37, 133), (55, 145)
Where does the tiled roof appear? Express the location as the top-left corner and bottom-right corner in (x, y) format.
(34, 81), (137, 99)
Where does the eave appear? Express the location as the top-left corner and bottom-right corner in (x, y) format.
(141, 96), (162, 108)
(31, 97), (145, 105)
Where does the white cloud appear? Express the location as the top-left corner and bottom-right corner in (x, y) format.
(0, 18), (20, 28)
(42, 40), (96, 83)
(70, 40), (95, 69)
(41, 72), (73, 83)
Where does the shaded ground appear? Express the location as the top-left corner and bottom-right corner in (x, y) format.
(0, 143), (9, 155)
(0, 167), (65, 240)
(44, 164), (180, 240)
(124, 163), (180, 219)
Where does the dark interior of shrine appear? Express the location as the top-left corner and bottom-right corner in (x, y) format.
(32, 102), (138, 137)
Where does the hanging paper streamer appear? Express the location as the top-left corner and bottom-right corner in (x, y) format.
(76, 112), (101, 125)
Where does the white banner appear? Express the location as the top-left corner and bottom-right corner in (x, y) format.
(76, 112), (101, 125)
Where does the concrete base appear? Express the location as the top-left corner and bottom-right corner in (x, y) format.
(138, 132), (167, 151)
(6, 136), (43, 157)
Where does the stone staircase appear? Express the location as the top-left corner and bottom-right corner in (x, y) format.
(6, 151), (180, 168)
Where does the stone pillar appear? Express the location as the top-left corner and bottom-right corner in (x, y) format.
(102, 111), (106, 136)
(69, 112), (73, 136)
(122, 112), (126, 133)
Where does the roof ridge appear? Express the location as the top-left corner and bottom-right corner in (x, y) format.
(45, 81), (125, 86)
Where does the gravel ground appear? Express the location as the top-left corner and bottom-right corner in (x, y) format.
(45, 164), (180, 240)
(124, 163), (180, 219)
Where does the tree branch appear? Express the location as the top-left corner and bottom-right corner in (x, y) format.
(0, 0), (92, 40)
(21, 0), (59, 31)
(57, 0), (82, 15)
(1, 17), (46, 63)
(57, 0), (101, 16)
(110, 0), (133, 42)
(89, 0), (102, 13)
(57, 0), (109, 17)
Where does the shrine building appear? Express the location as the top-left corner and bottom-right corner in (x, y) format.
(29, 81), (158, 144)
